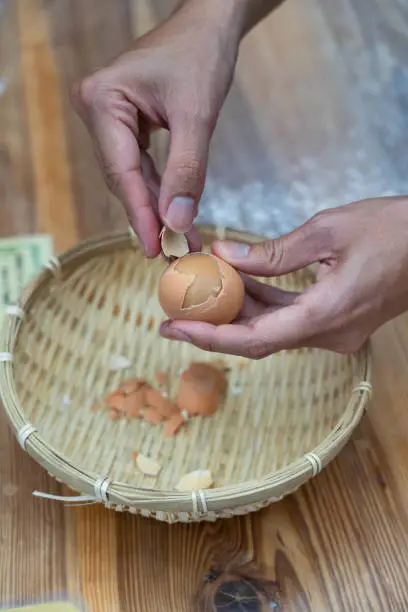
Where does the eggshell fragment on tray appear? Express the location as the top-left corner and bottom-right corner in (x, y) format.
(123, 388), (146, 417)
(155, 370), (169, 386)
(142, 407), (164, 425)
(145, 387), (177, 417)
(108, 354), (132, 371)
(106, 391), (126, 412)
(158, 253), (245, 325)
(176, 469), (213, 491)
(136, 453), (162, 476)
(164, 413), (186, 437)
(108, 408), (120, 420)
(119, 378), (145, 395)
(176, 362), (227, 416)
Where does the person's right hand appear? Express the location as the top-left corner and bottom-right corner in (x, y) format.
(71, 0), (243, 257)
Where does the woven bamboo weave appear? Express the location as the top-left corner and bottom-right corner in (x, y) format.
(0, 227), (372, 523)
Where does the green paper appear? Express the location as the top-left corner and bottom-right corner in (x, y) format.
(0, 234), (54, 327)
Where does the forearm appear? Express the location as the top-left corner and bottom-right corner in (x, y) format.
(174, 0), (284, 39)
(236, 0), (286, 35)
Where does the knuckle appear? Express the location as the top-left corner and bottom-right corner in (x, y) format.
(197, 340), (217, 354)
(307, 209), (341, 254)
(99, 159), (122, 196)
(71, 72), (113, 115)
(104, 171), (120, 195)
(301, 300), (320, 322)
(72, 75), (99, 109)
(296, 294), (324, 325)
(256, 238), (285, 269)
(245, 339), (271, 360)
(70, 81), (82, 111)
(308, 209), (338, 239)
(309, 208), (341, 228)
(194, 110), (213, 130)
(309, 209), (328, 228)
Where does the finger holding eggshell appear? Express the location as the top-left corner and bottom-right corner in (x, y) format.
(160, 226), (201, 262)
(185, 226), (202, 254)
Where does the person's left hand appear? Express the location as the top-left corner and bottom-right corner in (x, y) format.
(160, 197), (408, 358)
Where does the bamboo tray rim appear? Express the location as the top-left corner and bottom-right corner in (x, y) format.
(0, 227), (372, 514)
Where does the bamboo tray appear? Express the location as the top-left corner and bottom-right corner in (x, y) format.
(0, 227), (372, 523)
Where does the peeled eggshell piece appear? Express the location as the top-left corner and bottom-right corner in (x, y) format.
(155, 370), (169, 386)
(160, 227), (189, 259)
(123, 388), (146, 417)
(108, 354), (132, 371)
(106, 391), (126, 412)
(158, 253), (244, 325)
(164, 413), (186, 437)
(108, 408), (120, 420)
(145, 387), (178, 417)
(176, 469), (213, 491)
(119, 378), (145, 395)
(176, 362), (226, 416)
(142, 407), (164, 424)
(136, 453), (162, 477)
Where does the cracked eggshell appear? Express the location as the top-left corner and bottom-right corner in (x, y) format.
(160, 227), (189, 258)
(158, 253), (245, 325)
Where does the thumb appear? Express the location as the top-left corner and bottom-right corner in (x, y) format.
(213, 215), (331, 276)
(160, 115), (211, 233)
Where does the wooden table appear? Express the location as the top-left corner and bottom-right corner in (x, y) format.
(1, 1), (408, 610)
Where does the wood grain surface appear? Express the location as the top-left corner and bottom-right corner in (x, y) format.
(1, 0), (408, 610)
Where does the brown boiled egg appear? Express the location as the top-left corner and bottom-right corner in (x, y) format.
(158, 252), (245, 325)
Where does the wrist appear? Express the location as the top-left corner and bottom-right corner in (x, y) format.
(182, 0), (250, 44)
(185, 0), (283, 40)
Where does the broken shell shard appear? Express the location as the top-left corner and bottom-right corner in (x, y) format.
(142, 407), (164, 424)
(108, 354), (132, 371)
(119, 378), (145, 395)
(176, 362), (226, 416)
(160, 227), (189, 259)
(158, 253), (245, 325)
(176, 469), (213, 491)
(106, 391), (126, 412)
(136, 453), (162, 476)
(123, 388), (146, 417)
(164, 413), (186, 437)
(145, 387), (178, 417)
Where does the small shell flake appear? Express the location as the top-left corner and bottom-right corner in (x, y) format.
(176, 469), (213, 491)
(160, 227), (189, 259)
(108, 354), (132, 371)
(136, 453), (162, 477)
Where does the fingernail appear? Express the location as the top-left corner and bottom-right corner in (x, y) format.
(166, 197), (195, 232)
(217, 241), (250, 260)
